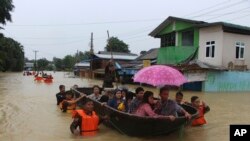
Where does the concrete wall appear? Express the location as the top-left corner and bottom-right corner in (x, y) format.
(198, 25), (224, 66)
(204, 71), (250, 92)
(222, 32), (250, 68)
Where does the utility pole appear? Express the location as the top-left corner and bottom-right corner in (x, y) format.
(107, 30), (113, 59)
(33, 50), (38, 71)
(89, 33), (94, 79)
(90, 32), (94, 54)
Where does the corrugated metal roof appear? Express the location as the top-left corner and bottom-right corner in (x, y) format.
(98, 51), (138, 56)
(136, 48), (159, 60)
(74, 62), (90, 67)
(94, 54), (138, 60)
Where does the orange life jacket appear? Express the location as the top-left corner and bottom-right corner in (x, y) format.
(192, 105), (207, 126)
(59, 99), (76, 111)
(75, 110), (99, 136)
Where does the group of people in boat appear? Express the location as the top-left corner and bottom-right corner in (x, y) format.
(34, 71), (53, 79)
(55, 84), (210, 136)
(23, 71), (35, 76)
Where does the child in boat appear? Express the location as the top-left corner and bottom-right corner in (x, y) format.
(108, 89), (125, 111)
(191, 96), (210, 126)
(88, 85), (102, 101)
(60, 91), (86, 112)
(56, 85), (66, 105)
(134, 91), (175, 121)
(70, 99), (108, 136)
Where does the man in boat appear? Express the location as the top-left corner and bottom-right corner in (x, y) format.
(70, 99), (108, 136)
(128, 87), (144, 113)
(56, 85), (66, 105)
(155, 87), (191, 119)
(191, 96), (210, 126)
(102, 60), (119, 88)
(175, 91), (189, 105)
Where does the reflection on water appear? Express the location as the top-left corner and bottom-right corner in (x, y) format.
(0, 72), (250, 141)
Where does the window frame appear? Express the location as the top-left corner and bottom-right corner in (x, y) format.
(205, 41), (215, 58)
(235, 41), (245, 60)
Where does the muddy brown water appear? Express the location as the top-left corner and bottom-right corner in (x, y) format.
(0, 72), (250, 141)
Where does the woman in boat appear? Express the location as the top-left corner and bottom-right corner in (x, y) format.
(87, 85), (102, 101)
(134, 91), (175, 121)
(70, 99), (108, 136)
(108, 89), (125, 111)
(124, 91), (134, 113)
(59, 91), (86, 113)
(191, 96), (210, 126)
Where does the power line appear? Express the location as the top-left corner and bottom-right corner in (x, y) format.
(183, 0), (230, 17)
(204, 6), (250, 21)
(189, 0), (246, 19)
(225, 13), (250, 21)
(7, 18), (163, 27)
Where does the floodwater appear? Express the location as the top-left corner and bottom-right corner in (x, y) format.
(0, 72), (250, 141)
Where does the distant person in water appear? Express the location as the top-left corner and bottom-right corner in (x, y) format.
(191, 96), (210, 126)
(103, 60), (119, 88)
(70, 99), (108, 136)
(56, 85), (66, 105)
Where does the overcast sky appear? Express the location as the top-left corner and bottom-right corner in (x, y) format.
(1, 0), (250, 61)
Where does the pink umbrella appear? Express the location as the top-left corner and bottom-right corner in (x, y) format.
(133, 65), (187, 87)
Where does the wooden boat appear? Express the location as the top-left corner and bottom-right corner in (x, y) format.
(72, 87), (198, 136)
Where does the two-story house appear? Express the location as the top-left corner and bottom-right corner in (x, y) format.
(149, 16), (250, 92)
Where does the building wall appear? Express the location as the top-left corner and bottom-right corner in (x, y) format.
(222, 32), (250, 68)
(198, 25), (224, 66)
(204, 71), (250, 92)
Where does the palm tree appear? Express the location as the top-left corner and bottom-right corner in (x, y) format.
(0, 0), (14, 25)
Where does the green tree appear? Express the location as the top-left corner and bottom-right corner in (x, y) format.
(53, 57), (63, 71)
(76, 51), (91, 62)
(105, 37), (130, 53)
(0, 0), (14, 26)
(63, 55), (75, 70)
(0, 35), (24, 72)
(37, 58), (49, 70)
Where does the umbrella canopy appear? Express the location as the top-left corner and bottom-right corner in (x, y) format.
(133, 65), (187, 87)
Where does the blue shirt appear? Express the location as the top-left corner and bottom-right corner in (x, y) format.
(156, 99), (183, 117)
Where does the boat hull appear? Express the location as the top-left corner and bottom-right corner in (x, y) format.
(74, 87), (198, 136)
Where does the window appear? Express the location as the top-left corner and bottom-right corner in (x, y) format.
(236, 42), (245, 59)
(161, 32), (175, 47)
(182, 30), (194, 46)
(205, 41), (215, 58)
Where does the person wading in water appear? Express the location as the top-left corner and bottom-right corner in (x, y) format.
(102, 60), (119, 88)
